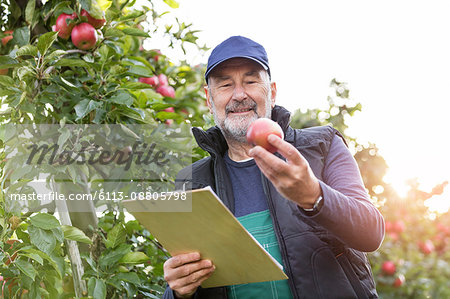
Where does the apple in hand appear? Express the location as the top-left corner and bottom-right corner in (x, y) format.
(80, 9), (106, 29)
(246, 118), (284, 153)
(55, 13), (77, 39)
(71, 23), (98, 50)
(139, 76), (159, 87)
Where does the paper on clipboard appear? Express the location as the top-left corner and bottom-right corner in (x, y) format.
(122, 186), (288, 288)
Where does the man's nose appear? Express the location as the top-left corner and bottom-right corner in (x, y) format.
(231, 84), (247, 101)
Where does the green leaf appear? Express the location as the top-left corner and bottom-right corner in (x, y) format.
(29, 226), (57, 255)
(0, 55), (19, 68)
(61, 77), (77, 88)
(121, 82), (153, 90)
(89, 0), (105, 19)
(16, 45), (38, 57)
(25, 0), (36, 24)
(37, 32), (59, 56)
(74, 99), (103, 120)
(119, 251), (150, 264)
(115, 272), (140, 285)
(127, 65), (153, 77)
(104, 28), (125, 38)
(22, 248), (62, 277)
(30, 213), (60, 230)
(20, 253), (44, 265)
(121, 27), (149, 37)
(12, 26), (30, 47)
(163, 0), (179, 8)
(62, 225), (92, 244)
(99, 244), (131, 268)
(108, 91), (134, 107)
(16, 258), (37, 280)
(10, 164), (33, 182)
(55, 58), (89, 68)
(88, 277), (106, 299)
(105, 223), (126, 249)
(0, 75), (15, 87)
(52, 227), (65, 243)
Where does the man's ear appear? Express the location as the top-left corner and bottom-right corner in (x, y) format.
(270, 82), (277, 108)
(204, 85), (213, 113)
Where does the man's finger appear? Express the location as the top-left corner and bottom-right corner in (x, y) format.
(267, 134), (304, 165)
(165, 252), (201, 269)
(172, 259), (213, 279)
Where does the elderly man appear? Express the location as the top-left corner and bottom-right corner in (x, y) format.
(162, 36), (384, 299)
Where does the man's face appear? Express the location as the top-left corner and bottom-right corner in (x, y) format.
(205, 58), (277, 143)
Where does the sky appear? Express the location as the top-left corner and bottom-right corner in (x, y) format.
(141, 0), (450, 209)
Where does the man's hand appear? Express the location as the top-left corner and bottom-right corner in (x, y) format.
(248, 134), (322, 209)
(163, 252), (215, 298)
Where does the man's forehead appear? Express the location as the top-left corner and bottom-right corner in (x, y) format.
(210, 58), (265, 76)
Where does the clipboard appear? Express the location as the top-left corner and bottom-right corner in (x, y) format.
(122, 186), (288, 288)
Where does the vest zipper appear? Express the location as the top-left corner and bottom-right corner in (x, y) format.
(262, 175), (299, 299)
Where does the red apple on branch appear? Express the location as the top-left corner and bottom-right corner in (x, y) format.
(246, 118), (284, 153)
(156, 85), (175, 98)
(71, 23), (98, 50)
(381, 261), (396, 275)
(419, 240), (434, 255)
(55, 13), (77, 39)
(393, 274), (405, 288)
(80, 9), (106, 29)
(139, 76), (159, 87)
(158, 74), (169, 86)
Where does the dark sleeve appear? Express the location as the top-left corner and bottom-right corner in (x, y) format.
(304, 134), (385, 252)
(162, 286), (176, 299)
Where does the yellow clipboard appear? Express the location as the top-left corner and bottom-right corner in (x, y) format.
(122, 186), (288, 288)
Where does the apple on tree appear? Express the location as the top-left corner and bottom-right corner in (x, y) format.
(246, 118), (284, 153)
(393, 274), (405, 288)
(71, 22), (98, 50)
(80, 9), (106, 29)
(1, 30), (13, 46)
(55, 13), (77, 39)
(156, 85), (175, 98)
(139, 76), (159, 87)
(381, 260), (396, 276)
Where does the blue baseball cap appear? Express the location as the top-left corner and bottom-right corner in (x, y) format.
(205, 36), (270, 83)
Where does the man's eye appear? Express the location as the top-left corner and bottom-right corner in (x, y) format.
(221, 84), (231, 88)
(246, 81), (256, 84)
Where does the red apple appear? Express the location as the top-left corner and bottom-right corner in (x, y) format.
(393, 274), (405, 288)
(384, 221), (393, 233)
(246, 118), (284, 153)
(55, 13), (77, 40)
(156, 85), (175, 98)
(393, 220), (405, 234)
(139, 76), (159, 87)
(381, 261), (396, 275)
(2, 35), (12, 46)
(71, 23), (98, 50)
(419, 240), (434, 255)
(4, 239), (19, 266)
(153, 49), (162, 61)
(163, 107), (175, 113)
(158, 74), (169, 86)
(80, 9), (106, 29)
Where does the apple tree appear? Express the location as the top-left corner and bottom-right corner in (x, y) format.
(0, 0), (209, 297)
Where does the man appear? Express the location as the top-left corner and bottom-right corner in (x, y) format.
(163, 36), (384, 299)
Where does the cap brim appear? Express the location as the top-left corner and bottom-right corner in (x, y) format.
(205, 56), (269, 83)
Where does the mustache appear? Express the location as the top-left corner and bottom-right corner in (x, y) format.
(225, 99), (257, 114)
